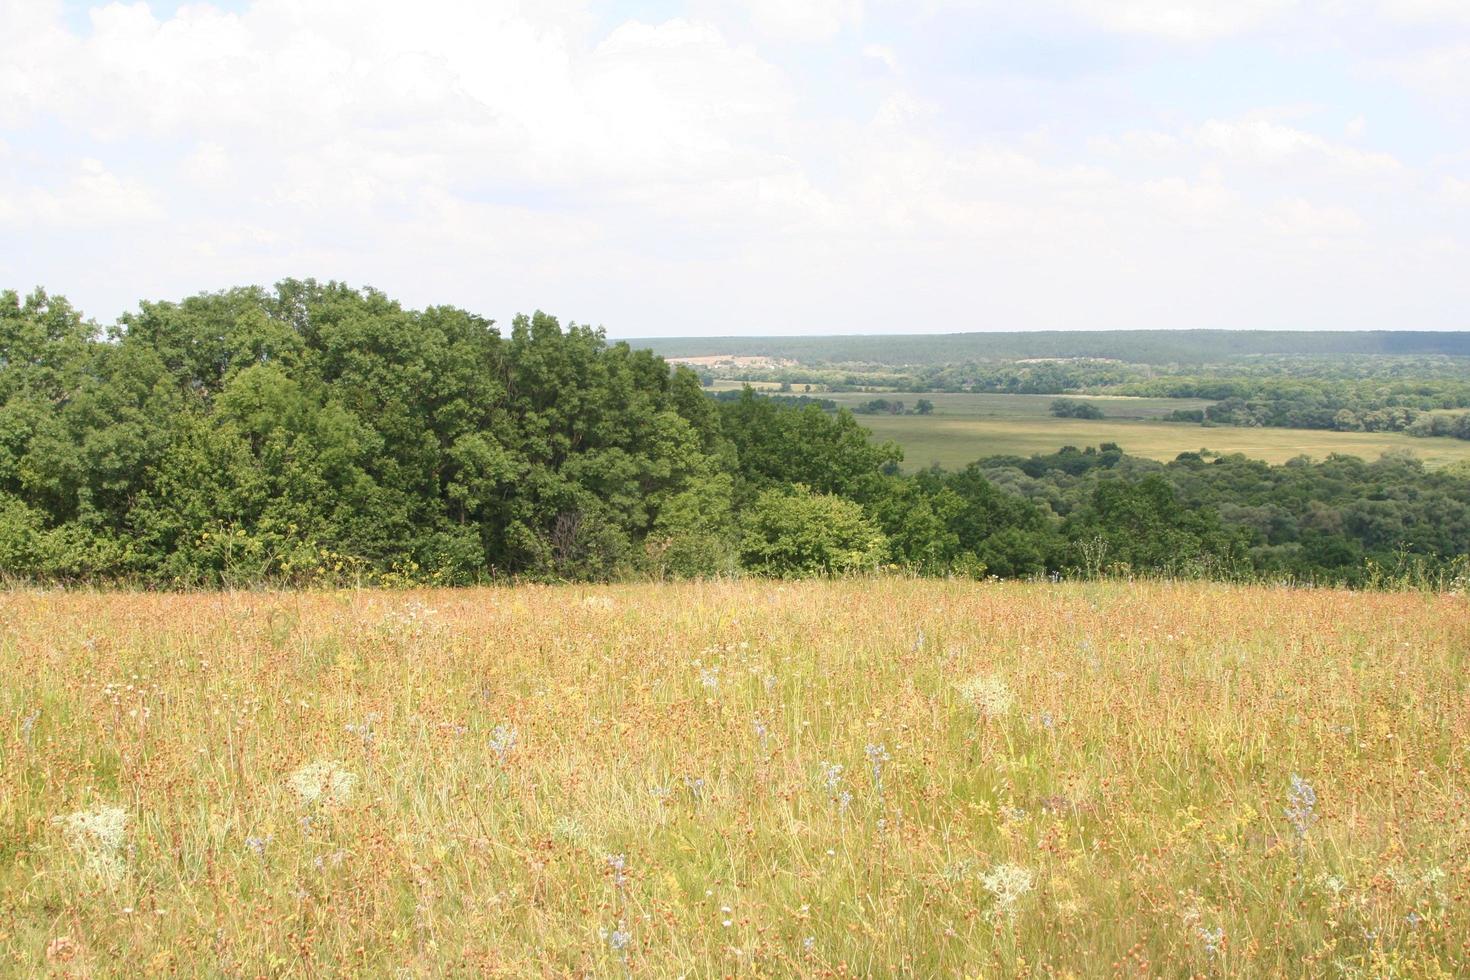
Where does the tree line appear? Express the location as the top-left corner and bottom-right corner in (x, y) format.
(3, 283), (1467, 587)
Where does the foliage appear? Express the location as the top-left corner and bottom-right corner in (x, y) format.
(1049, 397), (1105, 420)
(738, 486), (888, 576)
(3, 283), (1468, 587)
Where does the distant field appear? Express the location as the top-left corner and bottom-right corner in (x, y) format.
(5, 580), (1466, 975)
(860, 414), (1470, 469)
(637, 329), (1470, 364)
(823, 390), (1215, 420)
(710, 386), (1214, 418)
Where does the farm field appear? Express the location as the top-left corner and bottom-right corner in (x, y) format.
(860, 414), (1470, 470)
(3, 580), (1468, 976)
(823, 390), (1215, 420)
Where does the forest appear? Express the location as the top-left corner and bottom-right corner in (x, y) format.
(3, 283), (1468, 587)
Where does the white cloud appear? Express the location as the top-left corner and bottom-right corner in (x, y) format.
(1194, 119), (1400, 174)
(1, 0), (1467, 332)
(739, 0), (863, 41)
(1377, 42), (1470, 100)
(1069, 0), (1298, 40)
(1266, 198), (1365, 237)
(861, 43), (899, 72)
(0, 159), (162, 228)
(1375, 0), (1470, 25)
(1444, 177), (1470, 205)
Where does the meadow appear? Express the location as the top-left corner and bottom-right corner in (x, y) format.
(858, 414), (1470, 470)
(708, 385), (1470, 469)
(3, 579), (1468, 976)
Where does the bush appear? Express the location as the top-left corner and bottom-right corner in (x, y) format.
(739, 486), (888, 577)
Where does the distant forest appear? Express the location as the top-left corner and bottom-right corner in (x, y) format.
(638, 329), (1470, 365)
(3, 283), (1468, 588)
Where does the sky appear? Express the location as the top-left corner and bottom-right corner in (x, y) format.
(2, 0), (1469, 337)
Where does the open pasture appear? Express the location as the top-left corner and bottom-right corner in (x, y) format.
(3, 580), (1468, 976)
(823, 390), (1215, 421)
(860, 414), (1470, 470)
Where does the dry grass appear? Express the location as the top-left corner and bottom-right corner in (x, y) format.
(2, 579), (1468, 977)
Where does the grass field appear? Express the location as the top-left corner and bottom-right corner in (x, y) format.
(707, 386), (1470, 468)
(824, 390), (1216, 421)
(4, 580), (1469, 976)
(860, 415), (1470, 470)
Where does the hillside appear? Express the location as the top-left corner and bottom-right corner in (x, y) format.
(4, 579), (1467, 975)
(633, 329), (1470, 365)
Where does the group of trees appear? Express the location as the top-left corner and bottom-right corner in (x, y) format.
(852, 398), (934, 416)
(1049, 398), (1105, 420)
(3, 283), (1468, 587)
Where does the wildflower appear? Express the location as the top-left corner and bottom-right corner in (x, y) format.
(1198, 925), (1224, 958)
(817, 761), (852, 810)
(606, 853), (628, 889)
(942, 857), (978, 883)
(865, 743), (891, 795)
(684, 775), (706, 801)
(819, 761), (844, 795)
(552, 816), (588, 843)
(244, 835), (271, 857)
(1284, 774), (1318, 840)
(52, 806), (128, 882)
(753, 717), (770, 749)
(957, 675), (1014, 720)
(802, 935), (816, 953)
(344, 715), (377, 749)
(608, 926), (631, 952)
(699, 666), (720, 691)
(20, 709), (39, 746)
(288, 759), (358, 806)
(489, 723), (518, 761)
(980, 862), (1034, 920)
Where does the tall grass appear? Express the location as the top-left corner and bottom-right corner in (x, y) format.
(2, 580), (1467, 976)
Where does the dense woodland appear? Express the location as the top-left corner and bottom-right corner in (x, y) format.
(3, 283), (1468, 587)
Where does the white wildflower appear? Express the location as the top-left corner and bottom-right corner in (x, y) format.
(958, 675), (1014, 719)
(52, 806), (128, 882)
(980, 862), (1034, 919)
(288, 759), (358, 806)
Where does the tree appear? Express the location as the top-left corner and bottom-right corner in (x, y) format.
(1050, 398), (1104, 420)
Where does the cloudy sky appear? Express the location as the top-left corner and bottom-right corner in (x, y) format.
(2, 0), (1469, 336)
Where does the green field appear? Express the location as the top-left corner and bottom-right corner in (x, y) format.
(707, 387), (1470, 469)
(859, 414), (1470, 469)
(823, 390), (1215, 420)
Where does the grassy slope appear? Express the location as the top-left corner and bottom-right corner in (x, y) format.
(3, 580), (1468, 976)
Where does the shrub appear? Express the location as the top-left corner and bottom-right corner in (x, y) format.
(739, 486), (888, 577)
